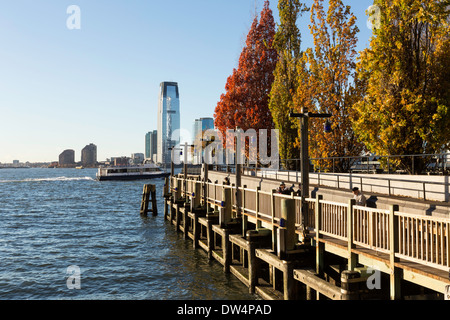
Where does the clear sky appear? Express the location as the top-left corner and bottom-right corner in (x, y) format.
(0, 0), (374, 163)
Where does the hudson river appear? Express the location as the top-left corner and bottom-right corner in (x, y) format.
(0, 168), (257, 300)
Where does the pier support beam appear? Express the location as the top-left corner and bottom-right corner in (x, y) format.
(183, 201), (190, 240)
(206, 212), (219, 260)
(247, 231), (259, 294)
(192, 212), (200, 249)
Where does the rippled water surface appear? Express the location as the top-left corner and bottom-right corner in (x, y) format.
(0, 168), (257, 300)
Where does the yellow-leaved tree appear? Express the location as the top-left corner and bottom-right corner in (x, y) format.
(353, 0), (450, 173)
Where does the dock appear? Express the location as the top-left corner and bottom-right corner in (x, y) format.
(162, 165), (450, 300)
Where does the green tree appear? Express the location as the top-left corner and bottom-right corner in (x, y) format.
(353, 0), (450, 173)
(268, 0), (308, 170)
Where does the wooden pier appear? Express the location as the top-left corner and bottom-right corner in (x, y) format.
(162, 170), (450, 300)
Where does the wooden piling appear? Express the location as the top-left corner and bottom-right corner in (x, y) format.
(192, 212), (200, 249)
(341, 270), (360, 300)
(280, 198), (296, 253)
(206, 211), (219, 260)
(140, 184), (157, 216)
(247, 231), (259, 294)
(219, 186), (232, 227)
(183, 201), (190, 240)
(223, 228), (231, 273)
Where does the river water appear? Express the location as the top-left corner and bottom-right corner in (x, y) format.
(0, 168), (257, 300)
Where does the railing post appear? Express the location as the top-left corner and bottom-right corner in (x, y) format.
(348, 199), (357, 270)
(220, 186), (232, 227)
(271, 189), (277, 252)
(423, 182), (426, 201)
(247, 231), (259, 294)
(256, 186), (261, 229)
(315, 195), (324, 276)
(202, 163), (208, 206)
(389, 204), (401, 300)
(242, 185), (247, 237)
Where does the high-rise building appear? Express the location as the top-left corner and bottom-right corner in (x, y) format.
(59, 149), (75, 167)
(157, 82), (180, 164)
(145, 130), (157, 160)
(192, 118), (215, 164)
(81, 143), (97, 167)
(193, 117), (214, 143)
(131, 153), (144, 165)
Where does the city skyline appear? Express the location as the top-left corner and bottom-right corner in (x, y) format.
(0, 1), (374, 163)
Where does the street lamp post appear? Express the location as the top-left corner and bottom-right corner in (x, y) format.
(289, 108), (332, 236)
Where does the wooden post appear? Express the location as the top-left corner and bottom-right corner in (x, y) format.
(191, 181), (201, 212)
(315, 195), (324, 276)
(223, 228), (231, 273)
(271, 190), (277, 252)
(193, 212), (199, 249)
(175, 203), (181, 231)
(140, 184), (157, 217)
(247, 231), (258, 294)
(140, 184), (150, 216)
(280, 198), (296, 252)
(169, 198), (175, 223)
(277, 227), (287, 260)
(236, 160), (242, 218)
(163, 177), (169, 197)
(389, 204), (401, 300)
(202, 163), (208, 206)
(220, 186), (232, 227)
(256, 186), (261, 229)
(164, 197), (168, 220)
(241, 185), (248, 237)
(283, 263), (294, 300)
(348, 199), (357, 270)
(183, 202), (189, 240)
(206, 212), (216, 260)
(341, 270), (360, 300)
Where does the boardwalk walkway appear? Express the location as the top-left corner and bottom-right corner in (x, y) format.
(164, 170), (450, 300)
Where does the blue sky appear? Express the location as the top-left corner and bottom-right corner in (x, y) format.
(0, 0), (374, 163)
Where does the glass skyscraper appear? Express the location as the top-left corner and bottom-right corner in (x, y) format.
(157, 82), (180, 164)
(145, 130), (157, 161)
(192, 117), (215, 164)
(193, 117), (214, 143)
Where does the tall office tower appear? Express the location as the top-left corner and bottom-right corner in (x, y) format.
(81, 143), (97, 167)
(157, 82), (180, 164)
(193, 117), (214, 142)
(192, 118), (215, 164)
(145, 130), (158, 160)
(59, 149), (75, 167)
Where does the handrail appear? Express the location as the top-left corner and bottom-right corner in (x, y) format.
(209, 165), (449, 202)
(170, 175), (450, 272)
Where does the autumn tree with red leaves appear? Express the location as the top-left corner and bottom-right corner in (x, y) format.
(214, 1), (278, 162)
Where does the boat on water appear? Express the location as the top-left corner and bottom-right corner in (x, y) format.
(96, 163), (170, 181)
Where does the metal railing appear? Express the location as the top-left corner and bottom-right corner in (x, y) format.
(206, 162), (450, 202)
